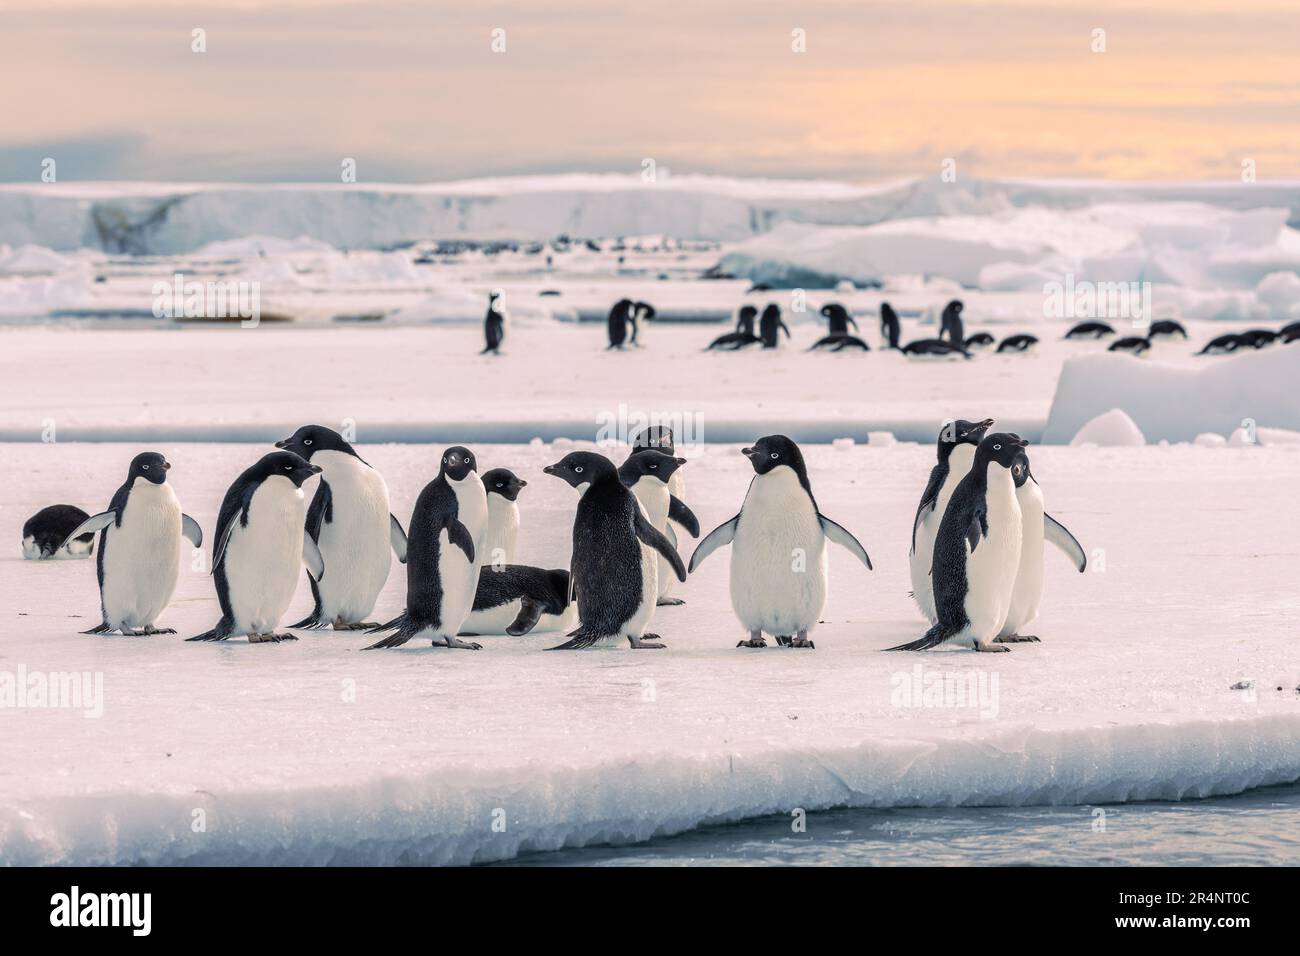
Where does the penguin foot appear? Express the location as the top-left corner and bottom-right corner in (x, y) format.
(973, 642), (1010, 653)
(790, 632), (815, 649)
(334, 621), (377, 631)
(249, 632), (298, 644)
(774, 635), (793, 647)
(627, 635), (666, 649)
(442, 637), (482, 650)
(656, 597), (686, 606)
(994, 634), (1040, 644)
(737, 636), (767, 648)
(140, 625), (176, 635)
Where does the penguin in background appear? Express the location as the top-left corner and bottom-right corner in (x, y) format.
(23, 504), (95, 559)
(939, 300), (965, 346)
(706, 305), (762, 350)
(1198, 333), (1244, 355)
(481, 288), (507, 355)
(274, 425), (408, 631)
(606, 298), (634, 349)
(689, 436), (872, 649)
(909, 417), (995, 625)
(1108, 336), (1151, 356)
(964, 332), (996, 351)
(809, 304), (870, 351)
(758, 303), (791, 348)
(888, 433), (1028, 652)
(997, 334), (1039, 353)
(1148, 319), (1188, 340)
(63, 452), (204, 635)
(542, 451), (686, 649)
(188, 451), (323, 644)
(365, 446), (488, 650)
(880, 302), (902, 349)
(882, 301), (971, 358)
(619, 449), (698, 606)
(463, 565), (576, 637)
(481, 467), (527, 567)
(629, 301), (655, 346)
(1064, 321), (1116, 340)
(998, 449), (1087, 643)
(629, 425), (695, 535)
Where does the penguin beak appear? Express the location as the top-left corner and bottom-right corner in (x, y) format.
(542, 465), (556, 475)
(741, 447), (755, 458)
(162, 461), (171, 471)
(978, 419), (995, 429)
(309, 464), (323, 475)
(517, 479), (528, 487)
(675, 457), (687, 465)
(274, 439), (288, 449)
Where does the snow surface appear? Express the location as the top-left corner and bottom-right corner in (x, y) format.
(2, 440), (1298, 865)
(1070, 409), (1147, 448)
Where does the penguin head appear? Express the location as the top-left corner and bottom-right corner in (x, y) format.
(631, 425), (675, 455)
(621, 449), (686, 485)
(979, 432), (1030, 470)
(259, 450), (322, 488)
(742, 435), (806, 479)
(880, 302), (898, 323)
(819, 303), (846, 322)
(944, 300), (964, 317)
(440, 446), (478, 482)
(938, 418), (995, 456)
(129, 451), (170, 485)
(275, 424), (356, 461)
(633, 301), (656, 321)
(760, 304), (781, 322)
(738, 305), (759, 321)
(1010, 451), (1031, 489)
(543, 451), (615, 489)
(482, 467), (526, 501)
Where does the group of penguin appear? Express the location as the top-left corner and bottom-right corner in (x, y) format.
(1063, 316), (1300, 357)
(25, 417), (1084, 653)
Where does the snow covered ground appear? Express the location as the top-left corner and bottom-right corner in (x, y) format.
(2, 439), (1298, 865)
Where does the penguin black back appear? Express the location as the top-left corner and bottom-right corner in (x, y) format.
(880, 302), (901, 348)
(482, 289), (505, 354)
(23, 504), (93, 559)
(606, 298), (633, 349)
(759, 304), (789, 348)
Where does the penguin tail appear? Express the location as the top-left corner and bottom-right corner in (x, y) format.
(885, 623), (954, 652)
(362, 614), (416, 649)
(80, 621), (113, 635)
(288, 611), (328, 630)
(545, 623), (607, 651)
(186, 619), (234, 642)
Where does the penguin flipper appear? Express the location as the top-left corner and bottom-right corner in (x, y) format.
(1044, 513), (1087, 572)
(668, 495), (700, 538)
(634, 508), (686, 582)
(389, 514), (408, 563)
(180, 514), (203, 548)
(819, 515), (873, 570)
(966, 510), (988, 554)
(506, 598), (544, 636)
(910, 466), (944, 554)
(446, 520), (475, 564)
(58, 511), (116, 553)
(302, 532), (325, 582)
(689, 514), (739, 573)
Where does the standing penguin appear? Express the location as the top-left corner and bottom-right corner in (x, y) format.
(606, 298), (634, 349)
(939, 300), (965, 346)
(759, 304), (791, 349)
(629, 300), (655, 346)
(542, 451), (685, 649)
(364, 447), (488, 650)
(998, 450), (1087, 642)
(910, 418), (995, 625)
(629, 425), (694, 532)
(888, 433), (1028, 652)
(809, 304), (869, 351)
(619, 449), (698, 606)
(689, 436), (873, 649)
(188, 451), (324, 644)
(273, 425), (408, 631)
(62, 452), (203, 635)
(481, 288), (507, 355)
(481, 467), (526, 567)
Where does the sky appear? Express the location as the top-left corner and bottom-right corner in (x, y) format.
(1, 0), (1298, 184)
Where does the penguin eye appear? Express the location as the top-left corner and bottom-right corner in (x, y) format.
(574, 466), (584, 474)
(770, 452), (779, 459)
(994, 444), (1002, 450)
(285, 464), (292, 470)
(304, 439), (312, 446)
(496, 482), (503, 488)
(142, 464), (149, 470)
(649, 463), (657, 469)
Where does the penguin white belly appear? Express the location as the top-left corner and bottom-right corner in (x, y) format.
(483, 496), (519, 567)
(631, 478), (675, 600)
(1000, 480), (1045, 637)
(314, 456), (391, 623)
(622, 541), (659, 637)
(430, 533), (477, 637)
(911, 444), (976, 625)
(729, 469), (827, 635)
(101, 481), (182, 629)
(954, 474), (1022, 647)
(225, 478), (305, 635)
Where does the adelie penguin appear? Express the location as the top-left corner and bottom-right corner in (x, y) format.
(808, 304), (869, 351)
(706, 305), (762, 351)
(63, 452), (203, 635)
(997, 334), (1039, 353)
(1278, 320), (1300, 343)
(1148, 319), (1187, 340)
(909, 418), (995, 626)
(542, 451), (686, 649)
(1198, 333), (1244, 356)
(939, 300), (965, 346)
(1108, 336), (1151, 356)
(23, 504), (95, 560)
(480, 467), (527, 566)
(619, 449), (698, 606)
(1064, 321), (1115, 340)
(481, 288), (507, 355)
(998, 449), (1086, 643)
(188, 451), (323, 644)
(964, 332), (995, 351)
(689, 436), (872, 649)
(759, 304), (790, 349)
(365, 446), (488, 650)
(274, 425), (408, 631)
(462, 565), (575, 637)
(1239, 329), (1277, 349)
(881, 301), (971, 358)
(888, 432), (1029, 652)
(606, 298), (634, 349)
